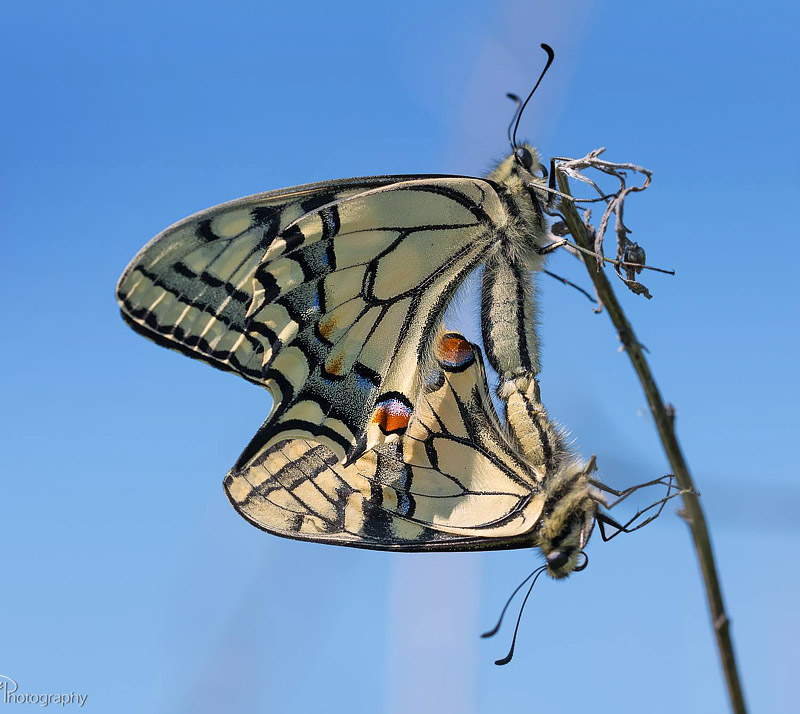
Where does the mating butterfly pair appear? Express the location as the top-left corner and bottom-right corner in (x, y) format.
(117, 146), (674, 574)
(116, 47), (679, 664)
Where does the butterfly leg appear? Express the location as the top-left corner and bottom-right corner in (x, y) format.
(594, 477), (691, 542)
(533, 238), (570, 256)
(548, 156), (558, 193)
(590, 474), (677, 510)
(542, 269), (598, 305)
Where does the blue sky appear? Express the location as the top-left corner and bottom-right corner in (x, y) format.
(2, 1), (798, 712)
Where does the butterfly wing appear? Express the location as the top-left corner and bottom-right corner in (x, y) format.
(116, 176), (410, 383)
(224, 332), (546, 551)
(117, 175), (509, 464)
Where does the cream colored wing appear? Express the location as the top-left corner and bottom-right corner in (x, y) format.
(116, 176), (407, 383)
(118, 175), (511, 466)
(224, 332), (546, 551)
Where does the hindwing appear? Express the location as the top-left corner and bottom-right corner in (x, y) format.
(223, 332), (546, 551)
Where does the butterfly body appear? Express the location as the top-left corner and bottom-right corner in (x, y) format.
(116, 144), (596, 578)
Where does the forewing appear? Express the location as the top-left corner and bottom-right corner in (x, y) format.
(116, 176), (410, 384)
(224, 332), (546, 551)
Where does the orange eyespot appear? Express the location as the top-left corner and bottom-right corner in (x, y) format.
(436, 333), (474, 369)
(372, 397), (413, 434)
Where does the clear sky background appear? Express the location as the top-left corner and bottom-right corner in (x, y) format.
(2, 1), (798, 712)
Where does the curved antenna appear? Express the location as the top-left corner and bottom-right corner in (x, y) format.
(505, 93), (523, 149)
(511, 43), (555, 149)
(481, 565), (543, 639)
(494, 565), (549, 665)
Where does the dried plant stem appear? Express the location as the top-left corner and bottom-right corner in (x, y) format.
(556, 174), (747, 714)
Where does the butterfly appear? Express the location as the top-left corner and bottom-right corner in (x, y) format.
(116, 44), (677, 587)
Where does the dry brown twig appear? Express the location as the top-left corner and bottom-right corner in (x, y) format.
(551, 150), (748, 714)
(546, 147), (675, 299)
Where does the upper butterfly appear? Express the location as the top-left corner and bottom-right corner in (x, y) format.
(116, 142), (551, 454)
(114, 141), (581, 548)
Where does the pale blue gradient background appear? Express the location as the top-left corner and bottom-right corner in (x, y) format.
(2, 1), (798, 712)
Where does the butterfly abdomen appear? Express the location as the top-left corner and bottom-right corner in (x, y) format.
(479, 145), (552, 393)
(496, 374), (598, 577)
(481, 252), (541, 385)
(503, 379), (564, 472)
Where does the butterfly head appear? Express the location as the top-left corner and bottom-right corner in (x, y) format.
(514, 145), (548, 181)
(487, 143), (553, 236)
(490, 143), (549, 186)
(536, 462), (598, 579)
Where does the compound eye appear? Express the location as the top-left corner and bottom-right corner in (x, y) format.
(546, 550), (570, 570)
(515, 147), (534, 170)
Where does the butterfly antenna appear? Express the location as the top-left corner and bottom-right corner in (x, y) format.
(512, 43), (555, 150)
(481, 565), (544, 639)
(494, 565), (549, 666)
(506, 93), (523, 149)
